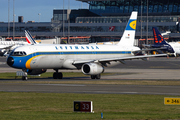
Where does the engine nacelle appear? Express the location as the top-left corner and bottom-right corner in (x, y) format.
(0, 49), (6, 53)
(27, 69), (47, 75)
(82, 63), (104, 75)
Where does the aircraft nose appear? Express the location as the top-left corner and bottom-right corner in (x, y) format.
(7, 57), (14, 66)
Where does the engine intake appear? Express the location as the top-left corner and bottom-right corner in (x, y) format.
(82, 63), (104, 75)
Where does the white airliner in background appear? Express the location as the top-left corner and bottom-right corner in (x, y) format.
(6, 11), (167, 80)
(0, 40), (29, 56)
(144, 27), (180, 56)
(0, 30), (36, 56)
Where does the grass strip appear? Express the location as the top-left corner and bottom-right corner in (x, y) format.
(0, 92), (180, 120)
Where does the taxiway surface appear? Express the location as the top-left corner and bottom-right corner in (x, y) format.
(0, 83), (179, 95)
(0, 57), (180, 95)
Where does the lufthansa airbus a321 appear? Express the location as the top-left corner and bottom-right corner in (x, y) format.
(6, 11), (166, 80)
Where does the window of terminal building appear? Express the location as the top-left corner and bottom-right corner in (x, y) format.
(169, 4), (173, 12)
(53, 14), (67, 21)
(158, 4), (163, 13)
(173, 4), (178, 12)
(163, 5), (168, 12)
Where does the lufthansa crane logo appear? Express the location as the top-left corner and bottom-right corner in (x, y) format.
(129, 20), (136, 30)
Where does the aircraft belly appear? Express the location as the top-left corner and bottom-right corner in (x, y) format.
(30, 55), (63, 69)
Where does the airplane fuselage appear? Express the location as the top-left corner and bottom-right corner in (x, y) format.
(169, 42), (180, 54)
(7, 44), (140, 70)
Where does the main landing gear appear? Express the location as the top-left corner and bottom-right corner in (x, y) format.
(90, 74), (101, 79)
(53, 69), (63, 79)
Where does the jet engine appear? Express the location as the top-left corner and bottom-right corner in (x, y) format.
(0, 49), (6, 56)
(27, 69), (47, 75)
(82, 63), (104, 75)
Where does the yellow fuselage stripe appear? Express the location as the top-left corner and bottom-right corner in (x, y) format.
(25, 56), (37, 69)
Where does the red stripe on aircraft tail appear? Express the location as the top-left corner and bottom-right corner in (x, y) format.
(26, 37), (31, 44)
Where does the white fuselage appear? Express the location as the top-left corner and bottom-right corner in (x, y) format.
(8, 44), (140, 70)
(169, 42), (180, 54)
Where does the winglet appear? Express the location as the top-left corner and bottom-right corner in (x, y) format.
(152, 27), (167, 44)
(25, 30), (37, 45)
(117, 11), (138, 46)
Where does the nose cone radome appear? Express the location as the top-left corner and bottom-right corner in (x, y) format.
(7, 57), (14, 67)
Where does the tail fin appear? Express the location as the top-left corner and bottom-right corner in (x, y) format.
(117, 11), (138, 46)
(152, 27), (167, 45)
(25, 30), (37, 45)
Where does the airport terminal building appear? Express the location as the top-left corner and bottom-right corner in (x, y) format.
(0, 0), (180, 45)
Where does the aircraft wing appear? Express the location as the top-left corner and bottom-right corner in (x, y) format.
(72, 54), (167, 65)
(98, 54), (167, 62)
(1, 45), (14, 50)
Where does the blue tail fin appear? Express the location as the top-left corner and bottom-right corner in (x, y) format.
(152, 27), (167, 45)
(152, 27), (174, 53)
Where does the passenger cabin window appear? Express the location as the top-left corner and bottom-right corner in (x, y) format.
(11, 51), (26, 56)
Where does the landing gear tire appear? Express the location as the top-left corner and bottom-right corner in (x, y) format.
(53, 73), (58, 79)
(91, 75), (96, 79)
(57, 72), (63, 79)
(91, 74), (101, 79)
(53, 72), (63, 79)
(22, 76), (28, 81)
(95, 74), (101, 79)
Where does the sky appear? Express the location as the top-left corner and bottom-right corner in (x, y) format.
(0, 0), (89, 22)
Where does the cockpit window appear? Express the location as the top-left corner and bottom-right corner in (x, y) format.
(11, 51), (26, 56)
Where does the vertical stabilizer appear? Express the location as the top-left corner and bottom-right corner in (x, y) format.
(152, 27), (167, 45)
(117, 11), (138, 46)
(25, 30), (37, 45)
(152, 27), (174, 53)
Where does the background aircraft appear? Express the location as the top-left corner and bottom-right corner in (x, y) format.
(25, 30), (37, 45)
(6, 11), (166, 80)
(0, 30), (37, 56)
(143, 27), (179, 56)
(0, 40), (29, 56)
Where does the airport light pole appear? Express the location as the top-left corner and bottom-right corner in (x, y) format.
(13, 0), (15, 40)
(63, 0), (64, 38)
(68, 0), (70, 44)
(8, 0), (10, 38)
(141, 0), (142, 39)
(38, 13), (41, 23)
(146, 0), (148, 44)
